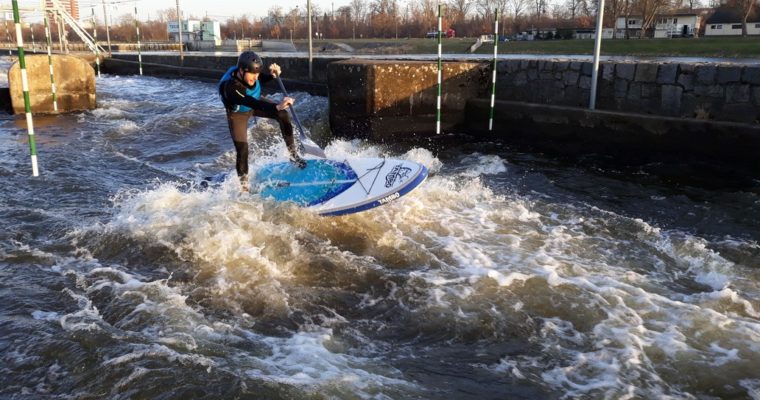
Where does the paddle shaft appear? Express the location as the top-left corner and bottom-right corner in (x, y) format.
(275, 76), (307, 140)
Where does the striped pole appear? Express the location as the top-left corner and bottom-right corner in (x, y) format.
(56, 13), (63, 52)
(91, 8), (100, 77)
(134, 6), (142, 75)
(43, 15), (58, 112)
(12, 0), (39, 176)
(489, 9), (499, 131)
(5, 20), (12, 55)
(30, 23), (37, 53)
(436, 3), (443, 135)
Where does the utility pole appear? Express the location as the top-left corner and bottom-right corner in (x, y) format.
(308, 0), (313, 80)
(102, 0), (112, 55)
(176, 0), (183, 62)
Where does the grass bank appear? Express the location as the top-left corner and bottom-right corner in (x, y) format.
(298, 36), (760, 58)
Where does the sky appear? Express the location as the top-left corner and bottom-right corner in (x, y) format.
(74, 0), (355, 22)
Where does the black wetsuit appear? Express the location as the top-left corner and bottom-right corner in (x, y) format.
(219, 68), (295, 178)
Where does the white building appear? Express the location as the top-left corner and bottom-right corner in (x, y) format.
(615, 13), (701, 37)
(167, 20), (201, 42)
(704, 8), (760, 36)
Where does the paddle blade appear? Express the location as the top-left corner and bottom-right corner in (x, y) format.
(301, 137), (327, 158)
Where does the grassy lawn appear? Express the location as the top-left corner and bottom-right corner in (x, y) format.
(477, 36), (760, 58)
(300, 36), (760, 58)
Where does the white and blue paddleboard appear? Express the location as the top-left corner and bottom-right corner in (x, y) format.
(253, 158), (428, 216)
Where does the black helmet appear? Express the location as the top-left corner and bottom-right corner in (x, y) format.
(237, 51), (263, 74)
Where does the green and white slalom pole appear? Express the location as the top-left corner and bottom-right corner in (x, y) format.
(30, 23), (37, 53)
(91, 8), (100, 77)
(489, 9), (499, 131)
(5, 21), (12, 55)
(134, 6), (142, 75)
(43, 15), (58, 112)
(436, 3), (443, 135)
(12, 0), (39, 176)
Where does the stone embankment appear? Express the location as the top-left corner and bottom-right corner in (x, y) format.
(495, 60), (760, 124)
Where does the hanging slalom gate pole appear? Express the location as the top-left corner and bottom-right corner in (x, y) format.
(30, 24), (36, 53)
(101, 0), (112, 56)
(134, 6), (142, 75)
(489, 9), (499, 131)
(56, 13), (63, 52)
(43, 15), (58, 112)
(5, 20), (12, 55)
(12, 0), (40, 176)
(436, 3), (443, 135)
(91, 8), (100, 77)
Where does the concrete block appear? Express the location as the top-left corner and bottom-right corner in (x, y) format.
(628, 82), (642, 100)
(563, 71), (579, 86)
(719, 103), (758, 123)
(8, 54), (96, 114)
(514, 71), (528, 86)
(635, 63), (659, 82)
(742, 67), (760, 84)
(661, 85), (683, 115)
(696, 66), (716, 84)
(677, 73), (695, 92)
(725, 84), (751, 103)
(616, 63), (635, 80)
(554, 62), (569, 72)
(579, 76), (592, 89)
(716, 66), (742, 84)
(680, 93), (697, 118)
(581, 62), (593, 76)
(680, 63), (696, 73)
(527, 68), (538, 80)
(614, 79), (628, 98)
(657, 64), (678, 84)
(641, 83), (659, 99)
(694, 84), (724, 98)
(753, 87), (760, 105)
(569, 62), (581, 71)
(328, 59), (488, 137)
(602, 63), (615, 81)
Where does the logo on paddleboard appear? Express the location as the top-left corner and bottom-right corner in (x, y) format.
(385, 164), (412, 188)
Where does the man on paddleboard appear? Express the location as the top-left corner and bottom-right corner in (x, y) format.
(219, 51), (306, 191)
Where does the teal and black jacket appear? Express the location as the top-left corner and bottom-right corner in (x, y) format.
(219, 66), (277, 114)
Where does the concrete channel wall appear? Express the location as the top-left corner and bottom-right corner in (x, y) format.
(495, 60), (760, 124)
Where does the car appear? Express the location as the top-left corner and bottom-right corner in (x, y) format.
(425, 31), (439, 38)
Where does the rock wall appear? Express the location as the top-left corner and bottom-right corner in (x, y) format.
(495, 60), (760, 124)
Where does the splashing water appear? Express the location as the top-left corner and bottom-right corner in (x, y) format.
(1, 56), (759, 399)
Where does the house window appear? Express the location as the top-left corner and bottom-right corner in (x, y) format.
(628, 20), (636, 25)
(755, 23), (760, 28)
(732, 24), (742, 29)
(673, 18), (678, 23)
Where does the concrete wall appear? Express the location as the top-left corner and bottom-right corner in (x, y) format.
(495, 60), (760, 124)
(465, 99), (760, 170)
(7, 54), (96, 114)
(327, 59), (490, 139)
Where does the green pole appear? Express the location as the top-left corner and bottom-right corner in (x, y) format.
(489, 9), (499, 131)
(436, 3), (442, 135)
(12, 0), (39, 176)
(91, 8), (101, 77)
(43, 15), (58, 112)
(134, 6), (142, 75)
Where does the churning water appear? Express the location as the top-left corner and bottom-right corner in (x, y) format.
(1, 57), (759, 399)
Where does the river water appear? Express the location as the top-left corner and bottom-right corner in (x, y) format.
(1, 57), (759, 399)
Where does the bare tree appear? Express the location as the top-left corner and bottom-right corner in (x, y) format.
(449, 0), (473, 25)
(636, 0), (671, 37)
(733, 0), (758, 36)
